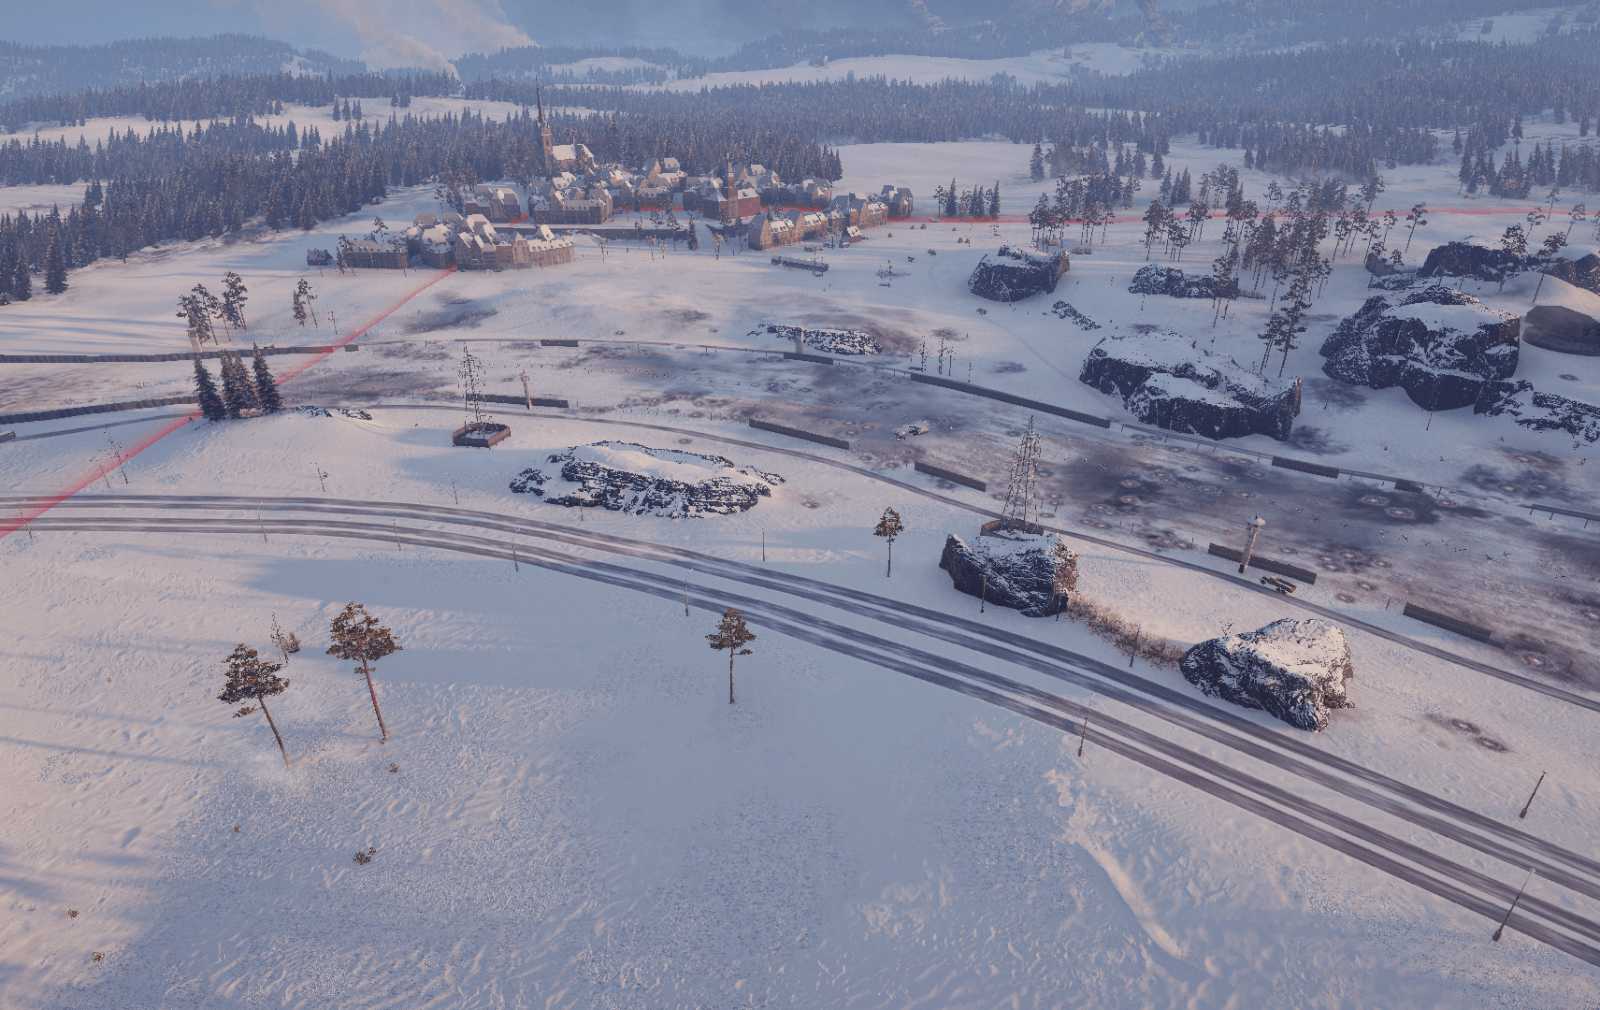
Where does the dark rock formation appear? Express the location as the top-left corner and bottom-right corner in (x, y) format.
(1180, 618), (1354, 731)
(1418, 241), (1523, 282)
(968, 246), (1069, 302)
(1319, 286), (1520, 410)
(1540, 253), (1600, 295)
(510, 441), (783, 517)
(1079, 332), (1300, 441)
(939, 531), (1067, 617)
(757, 323), (881, 355)
(1523, 304), (1600, 355)
(1419, 243), (1600, 294)
(1475, 380), (1600, 443)
(1050, 300), (1102, 330)
(1128, 263), (1239, 300)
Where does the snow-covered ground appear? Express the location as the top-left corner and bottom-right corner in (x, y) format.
(3, 405), (1598, 1007)
(5, 113), (1600, 1007)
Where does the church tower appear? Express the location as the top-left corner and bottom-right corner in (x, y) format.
(536, 86), (555, 181)
(722, 158), (738, 225)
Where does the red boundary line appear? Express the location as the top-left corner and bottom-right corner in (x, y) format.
(0, 265), (457, 541)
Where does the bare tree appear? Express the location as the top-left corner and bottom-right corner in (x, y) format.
(326, 603), (402, 741)
(218, 644), (291, 765)
(269, 613), (301, 664)
(706, 607), (756, 705)
(873, 507), (904, 577)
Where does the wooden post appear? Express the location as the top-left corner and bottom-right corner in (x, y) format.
(980, 573), (986, 613)
(1077, 717), (1088, 758)
(762, 529), (766, 563)
(1518, 771), (1546, 820)
(1492, 869), (1535, 942)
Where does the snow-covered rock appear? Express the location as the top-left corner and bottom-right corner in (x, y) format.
(509, 441), (783, 517)
(1127, 263), (1238, 300)
(938, 530), (1068, 617)
(756, 323), (881, 355)
(1050, 300), (1102, 330)
(1079, 331), (1300, 440)
(1542, 253), (1600, 295)
(1319, 286), (1520, 410)
(1179, 618), (1355, 732)
(1475, 381), (1600, 443)
(1418, 241), (1524, 283)
(1523, 304), (1600, 356)
(968, 246), (1068, 302)
(1421, 243), (1600, 295)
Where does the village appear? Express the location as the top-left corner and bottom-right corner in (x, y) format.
(328, 98), (916, 274)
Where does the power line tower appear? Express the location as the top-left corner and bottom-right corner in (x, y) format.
(459, 344), (491, 427)
(999, 416), (1043, 531)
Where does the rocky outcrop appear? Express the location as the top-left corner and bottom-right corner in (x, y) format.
(1419, 244), (1600, 294)
(1540, 253), (1600, 295)
(1418, 241), (1523, 283)
(1475, 381), (1600, 443)
(968, 246), (1069, 302)
(1319, 286), (1520, 410)
(1079, 332), (1300, 441)
(1523, 304), (1600, 355)
(1180, 618), (1354, 731)
(756, 323), (881, 355)
(510, 441), (783, 517)
(1128, 264), (1239, 300)
(939, 531), (1068, 617)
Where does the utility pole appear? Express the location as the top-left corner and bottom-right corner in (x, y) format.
(1077, 717), (1089, 758)
(1518, 771), (1547, 820)
(1492, 869), (1535, 942)
(761, 529), (766, 563)
(1239, 514), (1266, 574)
(980, 573), (987, 613)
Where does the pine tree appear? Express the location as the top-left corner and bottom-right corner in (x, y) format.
(12, 259), (30, 301)
(252, 346), (283, 412)
(218, 353), (256, 417)
(218, 644), (291, 766)
(193, 356), (226, 421)
(706, 607), (756, 705)
(873, 507), (904, 577)
(221, 271), (248, 330)
(43, 228), (67, 295)
(327, 603), (402, 741)
(1029, 143), (1045, 182)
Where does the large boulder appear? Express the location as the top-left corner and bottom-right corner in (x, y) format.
(1180, 618), (1354, 731)
(1419, 241), (1523, 283)
(1541, 253), (1600, 295)
(509, 441), (783, 517)
(1522, 304), (1600, 355)
(939, 531), (1068, 617)
(1319, 285), (1520, 410)
(1475, 380), (1600, 443)
(1080, 331), (1300, 440)
(968, 246), (1069, 302)
(1128, 263), (1239, 300)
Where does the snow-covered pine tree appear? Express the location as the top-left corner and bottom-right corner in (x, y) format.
(221, 271), (248, 330)
(873, 506), (904, 578)
(251, 346), (283, 412)
(706, 607), (756, 705)
(193, 356), (226, 421)
(327, 603), (402, 741)
(218, 352), (257, 418)
(43, 226), (67, 294)
(12, 259), (30, 301)
(217, 643), (291, 766)
(1029, 143), (1045, 182)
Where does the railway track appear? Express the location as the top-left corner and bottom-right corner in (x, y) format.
(12, 493), (1600, 965)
